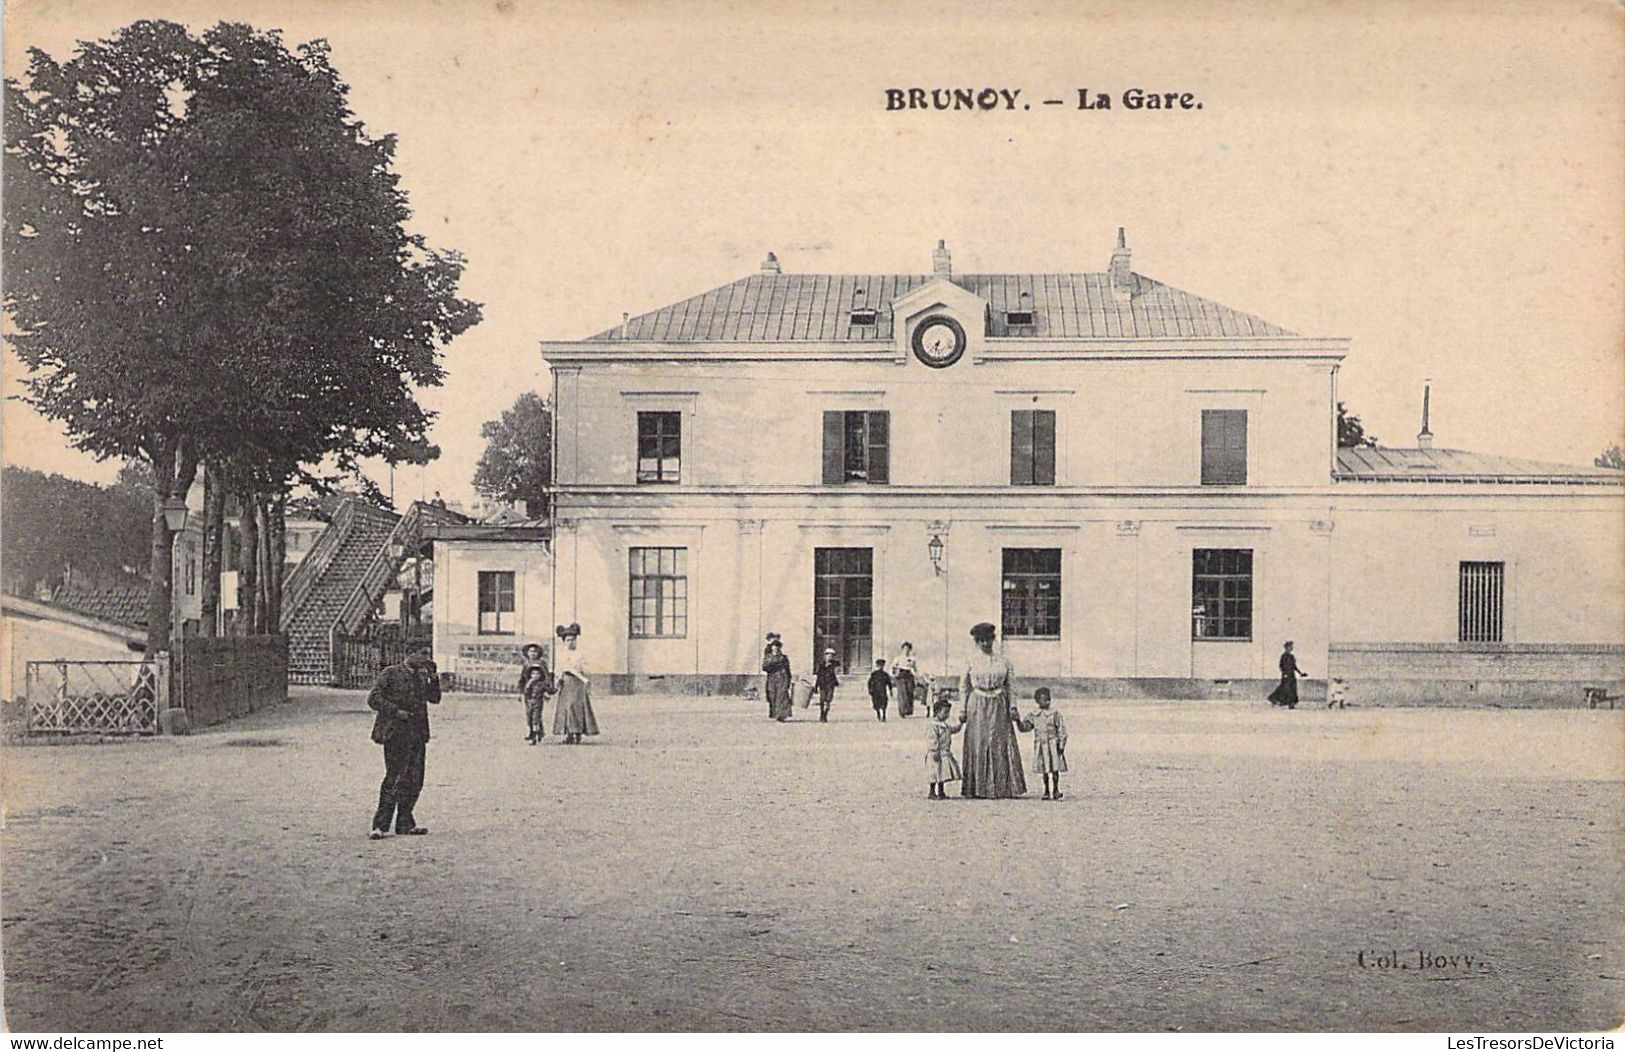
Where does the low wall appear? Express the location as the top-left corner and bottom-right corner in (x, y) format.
(171, 634), (288, 729)
(1328, 642), (1625, 708)
(448, 641), (546, 694)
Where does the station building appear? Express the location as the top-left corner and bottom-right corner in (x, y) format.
(536, 234), (1623, 704)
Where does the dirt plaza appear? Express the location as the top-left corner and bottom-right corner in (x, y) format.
(2, 686), (1621, 1032)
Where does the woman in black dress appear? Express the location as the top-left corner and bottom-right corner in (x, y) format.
(1268, 641), (1308, 708)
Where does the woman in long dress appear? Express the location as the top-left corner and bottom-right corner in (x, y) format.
(893, 641), (919, 718)
(762, 637), (793, 721)
(1267, 640), (1307, 709)
(552, 623), (601, 744)
(959, 622), (1026, 798)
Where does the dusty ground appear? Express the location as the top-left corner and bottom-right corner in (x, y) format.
(2, 686), (1621, 1032)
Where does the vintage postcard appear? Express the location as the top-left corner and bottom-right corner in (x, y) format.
(2, 0), (1621, 1037)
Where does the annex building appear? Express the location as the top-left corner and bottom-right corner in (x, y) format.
(534, 234), (1624, 704)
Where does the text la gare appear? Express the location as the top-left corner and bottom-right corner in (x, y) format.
(1080, 88), (1202, 110)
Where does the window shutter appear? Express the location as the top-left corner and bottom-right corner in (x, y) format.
(867, 410), (889, 484)
(822, 411), (844, 484)
(1202, 409), (1247, 485)
(1226, 411), (1247, 484)
(1010, 410), (1034, 484)
(1034, 410), (1056, 485)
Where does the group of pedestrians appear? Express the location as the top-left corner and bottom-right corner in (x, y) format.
(366, 621), (1321, 836)
(364, 623), (600, 841)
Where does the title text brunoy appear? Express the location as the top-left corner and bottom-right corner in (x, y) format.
(884, 88), (1203, 111)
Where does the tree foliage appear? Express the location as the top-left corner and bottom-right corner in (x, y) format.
(473, 392), (552, 516)
(1595, 444), (1625, 471)
(1336, 402), (1378, 449)
(5, 20), (481, 644)
(1, 467), (151, 595)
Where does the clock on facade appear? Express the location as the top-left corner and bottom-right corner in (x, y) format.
(911, 315), (966, 368)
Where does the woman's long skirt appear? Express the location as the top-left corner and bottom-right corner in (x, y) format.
(1267, 674), (1299, 707)
(894, 670), (916, 717)
(766, 670), (793, 720)
(960, 691), (1026, 798)
(553, 674), (601, 736)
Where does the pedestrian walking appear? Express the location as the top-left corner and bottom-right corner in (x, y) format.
(552, 622), (601, 743)
(925, 700), (964, 799)
(868, 658), (893, 722)
(366, 642), (440, 839)
(814, 648), (841, 723)
(893, 641), (919, 717)
(762, 634), (793, 721)
(1267, 640), (1309, 709)
(518, 642), (553, 744)
(1017, 687), (1068, 800)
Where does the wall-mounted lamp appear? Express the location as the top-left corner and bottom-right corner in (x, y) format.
(388, 538), (406, 563)
(928, 533), (945, 576)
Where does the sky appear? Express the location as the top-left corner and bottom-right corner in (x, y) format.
(4, 0), (1622, 504)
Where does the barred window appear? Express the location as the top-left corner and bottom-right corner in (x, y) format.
(1002, 548), (1062, 637)
(477, 571), (515, 635)
(630, 547), (688, 638)
(1458, 561), (1505, 643)
(637, 411), (681, 483)
(1192, 549), (1252, 640)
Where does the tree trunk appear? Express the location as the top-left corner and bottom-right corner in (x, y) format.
(236, 489), (259, 636)
(199, 464), (225, 636)
(144, 439), (200, 655)
(265, 490), (286, 631)
(254, 496), (272, 634)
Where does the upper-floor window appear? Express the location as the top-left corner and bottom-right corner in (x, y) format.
(1192, 549), (1252, 640)
(478, 570), (515, 635)
(1002, 548), (1062, 637)
(1459, 561), (1504, 643)
(637, 411), (681, 483)
(1011, 409), (1056, 486)
(822, 410), (890, 484)
(629, 547), (688, 638)
(1201, 409), (1248, 485)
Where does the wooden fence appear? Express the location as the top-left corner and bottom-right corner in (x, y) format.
(25, 659), (159, 735)
(169, 634), (288, 729)
(332, 628), (429, 689)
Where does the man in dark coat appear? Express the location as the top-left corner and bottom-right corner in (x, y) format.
(368, 644), (441, 838)
(814, 648), (841, 723)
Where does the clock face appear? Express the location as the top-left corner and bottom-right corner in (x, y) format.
(911, 315), (966, 368)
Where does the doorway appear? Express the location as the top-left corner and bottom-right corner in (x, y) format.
(814, 547), (873, 673)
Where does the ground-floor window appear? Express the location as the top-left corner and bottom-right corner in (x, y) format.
(1192, 549), (1252, 640)
(630, 547), (688, 638)
(1001, 548), (1062, 637)
(1458, 561), (1505, 642)
(478, 570), (515, 635)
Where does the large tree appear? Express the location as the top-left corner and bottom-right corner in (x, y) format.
(1, 467), (151, 597)
(5, 21), (481, 651)
(473, 392), (552, 517)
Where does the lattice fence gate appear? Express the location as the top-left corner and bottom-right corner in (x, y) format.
(25, 660), (160, 735)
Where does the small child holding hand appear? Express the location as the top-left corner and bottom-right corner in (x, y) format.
(925, 699), (964, 799)
(1019, 687), (1068, 800)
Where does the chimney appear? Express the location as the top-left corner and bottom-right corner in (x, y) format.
(1417, 379), (1434, 449)
(760, 251), (781, 274)
(1109, 227), (1133, 300)
(932, 239), (952, 277)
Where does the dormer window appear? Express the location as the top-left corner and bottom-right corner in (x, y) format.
(1005, 291), (1035, 328)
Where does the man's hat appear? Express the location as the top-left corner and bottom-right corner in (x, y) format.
(970, 622), (997, 641)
